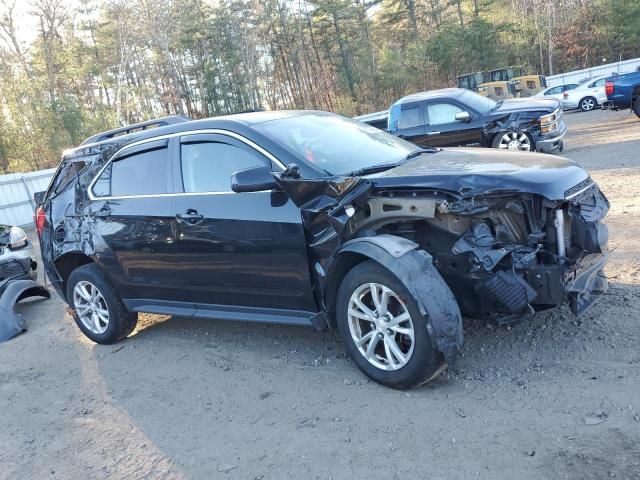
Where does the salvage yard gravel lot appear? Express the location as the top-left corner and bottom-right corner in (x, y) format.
(2, 109), (639, 480)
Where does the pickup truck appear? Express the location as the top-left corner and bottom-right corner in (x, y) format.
(605, 70), (640, 118)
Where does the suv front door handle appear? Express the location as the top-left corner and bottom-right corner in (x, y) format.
(176, 209), (204, 225)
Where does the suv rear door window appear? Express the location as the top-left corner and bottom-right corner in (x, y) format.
(93, 143), (168, 197)
(397, 105), (422, 129)
(180, 141), (269, 193)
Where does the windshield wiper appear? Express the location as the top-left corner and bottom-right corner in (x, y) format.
(405, 147), (440, 161)
(347, 148), (440, 177)
(347, 161), (405, 177)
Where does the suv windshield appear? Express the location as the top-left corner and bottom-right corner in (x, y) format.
(253, 113), (418, 175)
(458, 90), (497, 114)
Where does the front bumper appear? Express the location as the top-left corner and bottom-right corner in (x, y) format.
(535, 121), (566, 153)
(566, 253), (608, 315)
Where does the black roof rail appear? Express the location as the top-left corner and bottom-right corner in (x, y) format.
(80, 115), (192, 146)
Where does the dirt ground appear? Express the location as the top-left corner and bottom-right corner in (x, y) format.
(2, 109), (640, 480)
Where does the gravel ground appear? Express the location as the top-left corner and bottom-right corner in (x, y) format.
(1, 109), (639, 480)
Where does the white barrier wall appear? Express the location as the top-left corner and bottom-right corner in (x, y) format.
(0, 168), (56, 227)
(546, 58), (640, 87)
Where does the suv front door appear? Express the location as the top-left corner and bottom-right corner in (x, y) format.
(171, 133), (317, 315)
(423, 101), (483, 147)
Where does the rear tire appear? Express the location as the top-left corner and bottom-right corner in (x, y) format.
(66, 264), (137, 344)
(336, 260), (444, 389)
(579, 96), (597, 112)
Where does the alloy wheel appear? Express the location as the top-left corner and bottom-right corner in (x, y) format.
(347, 283), (415, 371)
(497, 131), (531, 151)
(581, 98), (595, 111)
(73, 281), (109, 334)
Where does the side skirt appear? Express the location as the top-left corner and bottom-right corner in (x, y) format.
(123, 299), (316, 327)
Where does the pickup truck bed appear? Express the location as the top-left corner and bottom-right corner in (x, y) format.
(605, 71), (640, 118)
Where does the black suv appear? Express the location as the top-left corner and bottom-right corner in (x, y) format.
(37, 111), (608, 389)
(356, 88), (566, 153)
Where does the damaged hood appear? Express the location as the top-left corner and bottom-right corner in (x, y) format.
(369, 148), (589, 200)
(491, 97), (560, 114)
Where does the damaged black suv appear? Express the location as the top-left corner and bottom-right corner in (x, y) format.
(36, 111), (609, 389)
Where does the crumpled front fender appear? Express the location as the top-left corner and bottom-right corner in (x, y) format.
(336, 235), (464, 363)
(0, 280), (50, 342)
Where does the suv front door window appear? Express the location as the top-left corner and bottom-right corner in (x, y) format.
(172, 134), (316, 311)
(424, 101), (483, 148)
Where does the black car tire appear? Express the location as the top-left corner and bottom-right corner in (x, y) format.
(633, 97), (640, 118)
(66, 263), (138, 344)
(336, 260), (445, 389)
(579, 96), (597, 112)
(491, 131), (535, 152)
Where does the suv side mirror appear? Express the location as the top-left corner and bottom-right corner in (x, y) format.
(231, 165), (279, 193)
(455, 111), (471, 122)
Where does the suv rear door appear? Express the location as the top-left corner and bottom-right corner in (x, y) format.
(88, 138), (190, 303)
(393, 102), (429, 146)
(171, 132), (317, 316)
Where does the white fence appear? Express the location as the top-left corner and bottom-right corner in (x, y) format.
(546, 58), (640, 87)
(0, 168), (56, 227)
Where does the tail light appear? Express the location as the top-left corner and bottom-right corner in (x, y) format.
(563, 92), (569, 98)
(35, 206), (46, 235)
(605, 80), (614, 96)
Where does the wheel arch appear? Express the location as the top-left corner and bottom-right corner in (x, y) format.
(54, 251), (96, 301)
(326, 235), (463, 362)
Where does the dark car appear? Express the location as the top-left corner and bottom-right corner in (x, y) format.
(357, 88), (565, 153)
(36, 112), (608, 389)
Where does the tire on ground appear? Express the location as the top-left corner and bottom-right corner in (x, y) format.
(633, 97), (640, 118)
(580, 96), (597, 111)
(66, 263), (138, 344)
(336, 260), (445, 389)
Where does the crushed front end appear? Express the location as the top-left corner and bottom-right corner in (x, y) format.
(373, 179), (609, 321)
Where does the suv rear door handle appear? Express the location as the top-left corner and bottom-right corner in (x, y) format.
(176, 209), (204, 224)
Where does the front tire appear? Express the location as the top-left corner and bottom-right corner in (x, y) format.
(580, 96), (597, 112)
(492, 131), (534, 152)
(66, 264), (137, 344)
(336, 260), (444, 389)
(633, 97), (640, 118)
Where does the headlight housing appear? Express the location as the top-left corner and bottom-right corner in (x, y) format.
(539, 107), (561, 135)
(8, 226), (28, 250)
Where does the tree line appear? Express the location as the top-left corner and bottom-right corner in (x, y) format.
(0, 0), (638, 173)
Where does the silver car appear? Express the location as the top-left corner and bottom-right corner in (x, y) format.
(562, 75), (609, 111)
